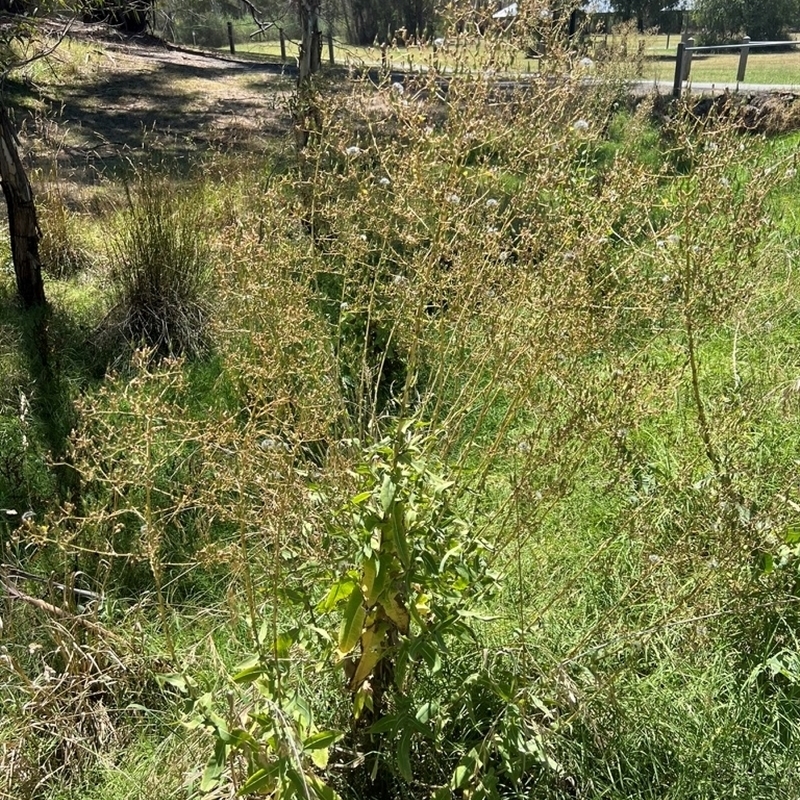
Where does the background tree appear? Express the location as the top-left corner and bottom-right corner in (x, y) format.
(345, 0), (437, 44)
(611, 0), (681, 31)
(297, 0), (322, 78)
(696, 0), (800, 41)
(293, 0), (322, 150)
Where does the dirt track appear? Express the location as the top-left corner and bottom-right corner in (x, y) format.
(17, 22), (296, 184)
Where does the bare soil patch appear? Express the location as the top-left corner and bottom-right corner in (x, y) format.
(15, 22), (296, 187)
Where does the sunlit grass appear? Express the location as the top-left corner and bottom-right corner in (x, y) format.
(644, 48), (800, 86)
(227, 31), (800, 86)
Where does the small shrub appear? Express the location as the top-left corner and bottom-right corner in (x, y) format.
(108, 176), (213, 359)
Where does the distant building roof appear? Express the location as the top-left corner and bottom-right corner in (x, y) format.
(492, 0), (635, 19)
(492, 3), (518, 18)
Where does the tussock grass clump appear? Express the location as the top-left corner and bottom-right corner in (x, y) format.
(38, 190), (94, 280)
(107, 175), (213, 360)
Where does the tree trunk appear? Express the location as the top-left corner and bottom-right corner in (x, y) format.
(295, 0), (323, 151)
(299, 0), (322, 81)
(0, 107), (45, 309)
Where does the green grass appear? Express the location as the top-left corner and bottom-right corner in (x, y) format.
(226, 30), (800, 86)
(645, 48), (800, 85)
(4, 30), (800, 800)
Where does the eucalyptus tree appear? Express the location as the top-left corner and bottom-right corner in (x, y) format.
(612, 0), (681, 29)
(0, 20), (67, 308)
(0, 106), (44, 308)
(347, 0), (437, 44)
(297, 0), (322, 79)
(695, 0), (800, 41)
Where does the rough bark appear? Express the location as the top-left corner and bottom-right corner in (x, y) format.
(299, 0), (322, 81)
(295, 0), (323, 150)
(0, 106), (45, 309)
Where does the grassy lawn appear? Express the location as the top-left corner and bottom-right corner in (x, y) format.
(229, 32), (800, 86)
(644, 47), (800, 85)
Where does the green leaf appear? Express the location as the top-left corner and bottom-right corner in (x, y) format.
(310, 746), (329, 769)
(392, 502), (411, 568)
(361, 555), (380, 605)
(303, 730), (345, 750)
(337, 588), (365, 657)
(232, 655), (262, 684)
(275, 629), (296, 659)
(365, 713), (400, 734)
(308, 775), (343, 800)
(203, 708), (232, 741)
(317, 577), (357, 613)
(415, 701), (436, 724)
(286, 691), (313, 732)
(199, 740), (226, 792)
(156, 673), (189, 694)
(226, 728), (259, 749)
(352, 490), (372, 505)
(417, 639), (443, 674)
(439, 545), (462, 572)
(786, 524), (800, 544)
(286, 767), (308, 797)
(427, 472), (454, 495)
(450, 750), (480, 791)
(397, 728), (413, 782)
(398, 417), (415, 436)
(394, 646), (409, 688)
(380, 473), (396, 516)
(238, 763), (280, 795)
(451, 765), (470, 790)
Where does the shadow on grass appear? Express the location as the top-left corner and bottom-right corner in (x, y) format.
(0, 280), (111, 511)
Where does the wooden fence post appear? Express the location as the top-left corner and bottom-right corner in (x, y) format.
(227, 21), (235, 54)
(737, 36), (751, 83)
(681, 37), (694, 81)
(672, 41), (685, 97)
